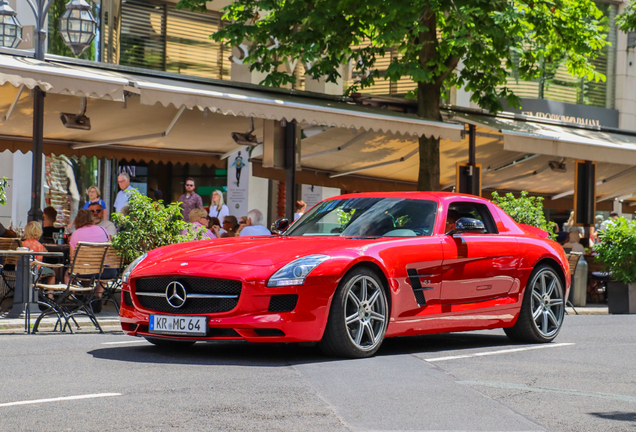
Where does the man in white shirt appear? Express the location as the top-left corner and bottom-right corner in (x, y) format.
(114, 173), (135, 213)
(88, 202), (118, 237)
(239, 209), (271, 236)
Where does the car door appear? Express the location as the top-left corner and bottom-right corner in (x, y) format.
(440, 201), (520, 303)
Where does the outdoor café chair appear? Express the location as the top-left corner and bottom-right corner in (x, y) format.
(0, 238), (21, 305)
(98, 247), (125, 313)
(32, 242), (110, 334)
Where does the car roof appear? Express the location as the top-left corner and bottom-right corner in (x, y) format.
(326, 191), (491, 204)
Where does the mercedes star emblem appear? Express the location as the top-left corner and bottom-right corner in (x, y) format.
(165, 281), (187, 308)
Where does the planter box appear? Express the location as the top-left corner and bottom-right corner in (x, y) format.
(607, 282), (636, 314)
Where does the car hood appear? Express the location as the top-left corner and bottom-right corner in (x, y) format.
(143, 235), (381, 268)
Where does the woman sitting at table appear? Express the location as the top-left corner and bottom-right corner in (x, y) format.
(22, 221), (55, 284)
(69, 210), (115, 313)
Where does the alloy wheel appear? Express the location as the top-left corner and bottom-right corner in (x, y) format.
(529, 268), (565, 338)
(343, 275), (388, 351)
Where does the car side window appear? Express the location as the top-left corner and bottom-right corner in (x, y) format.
(446, 202), (498, 234)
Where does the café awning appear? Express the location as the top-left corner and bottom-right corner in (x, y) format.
(0, 53), (463, 142)
(448, 110), (636, 166)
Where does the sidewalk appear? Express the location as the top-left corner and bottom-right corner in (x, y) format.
(566, 303), (608, 315)
(0, 302), (121, 333)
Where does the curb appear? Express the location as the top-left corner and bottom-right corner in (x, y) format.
(0, 318), (121, 332)
(566, 307), (608, 316)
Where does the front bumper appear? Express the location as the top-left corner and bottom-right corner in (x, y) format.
(119, 277), (337, 343)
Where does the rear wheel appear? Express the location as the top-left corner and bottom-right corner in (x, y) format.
(319, 268), (389, 358)
(505, 264), (565, 343)
(144, 337), (196, 349)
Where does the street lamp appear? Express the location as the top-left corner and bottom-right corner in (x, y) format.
(59, 0), (97, 56)
(0, 0), (22, 49)
(0, 0), (98, 222)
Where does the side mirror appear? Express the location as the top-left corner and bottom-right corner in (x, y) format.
(272, 218), (290, 234)
(447, 217), (485, 235)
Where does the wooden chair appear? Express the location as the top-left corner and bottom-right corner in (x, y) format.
(0, 238), (21, 305)
(33, 242), (110, 334)
(98, 247), (125, 312)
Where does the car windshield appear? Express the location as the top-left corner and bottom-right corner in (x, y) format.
(284, 198), (438, 237)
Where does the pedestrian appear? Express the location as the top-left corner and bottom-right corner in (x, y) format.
(41, 206), (58, 239)
(22, 221), (55, 284)
(88, 202), (117, 237)
(209, 190), (229, 221)
(600, 211), (619, 231)
(238, 209), (271, 236)
(114, 173), (135, 213)
(186, 208), (214, 240)
(82, 186), (107, 220)
(177, 178), (203, 220)
(294, 200), (307, 220)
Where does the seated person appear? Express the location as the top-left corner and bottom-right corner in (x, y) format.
(185, 208), (214, 240)
(562, 231), (585, 254)
(41, 206), (59, 240)
(445, 210), (460, 233)
(22, 222), (55, 284)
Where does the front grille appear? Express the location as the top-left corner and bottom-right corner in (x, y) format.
(208, 328), (240, 338)
(134, 277), (242, 314)
(254, 328), (285, 337)
(268, 294), (298, 312)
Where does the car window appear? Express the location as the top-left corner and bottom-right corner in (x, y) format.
(445, 202), (498, 234)
(285, 198), (438, 237)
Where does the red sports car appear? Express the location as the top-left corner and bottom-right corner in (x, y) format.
(119, 192), (569, 358)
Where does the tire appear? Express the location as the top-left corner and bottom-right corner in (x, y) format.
(505, 264), (565, 343)
(319, 267), (389, 358)
(144, 337), (196, 349)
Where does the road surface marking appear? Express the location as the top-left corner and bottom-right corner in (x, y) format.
(101, 340), (149, 345)
(459, 381), (636, 403)
(424, 342), (574, 362)
(0, 393), (121, 408)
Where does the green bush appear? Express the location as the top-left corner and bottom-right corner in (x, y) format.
(111, 190), (205, 263)
(0, 177), (6, 206)
(594, 218), (636, 284)
(491, 191), (557, 240)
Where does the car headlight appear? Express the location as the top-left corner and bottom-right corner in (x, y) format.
(122, 252), (148, 284)
(267, 255), (330, 287)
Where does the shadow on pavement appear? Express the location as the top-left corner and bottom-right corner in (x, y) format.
(87, 330), (519, 366)
(589, 411), (636, 423)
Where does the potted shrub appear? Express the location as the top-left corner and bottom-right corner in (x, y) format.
(594, 217), (636, 314)
(111, 190), (205, 263)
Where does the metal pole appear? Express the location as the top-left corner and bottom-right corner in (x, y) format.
(27, 0), (52, 222)
(285, 121), (297, 222)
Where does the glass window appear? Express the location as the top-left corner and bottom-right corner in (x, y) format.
(446, 202), (498, 234)
(285, 198), (438, 237)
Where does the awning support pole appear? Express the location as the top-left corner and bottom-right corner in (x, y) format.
(2, 84), (24, 122)
(28, 87), (45, 222)
(467, 124), (479, 195)
(71, 105), (187, 150)
(285, 120), (298, 222)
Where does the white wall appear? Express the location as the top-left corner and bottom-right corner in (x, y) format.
(0, 150), (46, 229)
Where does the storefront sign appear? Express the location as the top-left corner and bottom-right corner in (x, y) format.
(226, 149), (249, 218)
(301, 184), (323, 210)
(500, 98), (619, 128)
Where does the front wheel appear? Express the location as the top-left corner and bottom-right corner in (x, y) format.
(505, 264), (565, 343)
(144, 337), (196, 349)
(319, 268), (389, 358)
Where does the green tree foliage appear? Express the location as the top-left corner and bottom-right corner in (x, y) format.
(616, 1), (636, 32)
(595, 218), (636, 284)
(0, 177), (7, 206)
(178, 0), (607, 190)
(491, 191), (557, 240)
(111, 190), (205, 263)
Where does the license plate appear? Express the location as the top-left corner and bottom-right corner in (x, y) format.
(149, 315), (207, 336)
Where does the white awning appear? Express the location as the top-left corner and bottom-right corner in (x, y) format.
(0, 53), (463, 141)
(0, 54), (128, 101)
(449, 110), (636, 165)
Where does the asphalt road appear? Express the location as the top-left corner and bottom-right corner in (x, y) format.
(1, 314), (635, 431)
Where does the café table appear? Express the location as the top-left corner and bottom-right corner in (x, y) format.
(0, 250), (64, 333)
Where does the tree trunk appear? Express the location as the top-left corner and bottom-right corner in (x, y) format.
(417, 81), (443, 191)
